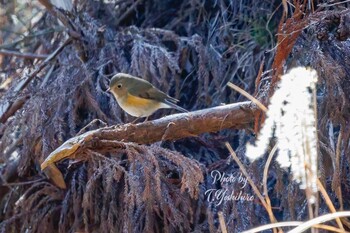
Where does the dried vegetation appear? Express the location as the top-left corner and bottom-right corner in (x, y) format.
(1, 0), (350, 232)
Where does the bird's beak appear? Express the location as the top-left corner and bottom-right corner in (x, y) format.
(106, 87), (110, 92)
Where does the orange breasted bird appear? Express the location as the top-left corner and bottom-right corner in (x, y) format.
(107, 73), (187, 119)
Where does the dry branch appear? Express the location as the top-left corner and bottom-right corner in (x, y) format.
(40, 101), (256, 189)
(0, 38), (72, 123)
(0, 49), (48, 59)
(41, 101), (256, 170)
(97, 101), (255, 143)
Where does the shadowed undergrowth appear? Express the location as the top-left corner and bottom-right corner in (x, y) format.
(2, 143), (204, 232)
(1, 0), (350, 232)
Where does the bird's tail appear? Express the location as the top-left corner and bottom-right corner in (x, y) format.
(164, 99), (188, 113)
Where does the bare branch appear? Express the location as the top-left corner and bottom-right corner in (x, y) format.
(98, 101), (255, 143)
(0, 49), (48, 59)
(41, 101), (257, 170)
(0, 38), (72, 123)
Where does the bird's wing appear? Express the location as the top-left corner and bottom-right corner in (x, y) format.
(128, 83), (187, 112)
(163, 99), (188, 112)
(128, 83), (178, 103)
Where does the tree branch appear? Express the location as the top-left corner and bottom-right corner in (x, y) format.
(0, 38), (72, 124)
(95, 101), (255, 144)
(41, 101), (257, 171)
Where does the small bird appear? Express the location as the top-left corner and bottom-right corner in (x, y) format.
(107, 73), (187, 120)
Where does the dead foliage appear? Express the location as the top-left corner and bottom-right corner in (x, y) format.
(1, 142), (204, 232)
(1, 0), (350, 232)
(0, 0), (278, 232)
(291, 8), (350, 217)
(251, 1), (350, 230)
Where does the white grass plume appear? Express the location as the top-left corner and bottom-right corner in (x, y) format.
(246, 67), (318, 201)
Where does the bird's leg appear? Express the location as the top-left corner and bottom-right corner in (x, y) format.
(131, 117), (140, 124)
(131, 116), (148, 124)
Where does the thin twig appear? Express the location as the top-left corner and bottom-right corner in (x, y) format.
(288, 211), (350, 233)
(115, 0), (144, 25)
(316, 179), (345, 231)
(334, 127), (343, 210)
(243, 222), (346, 233)
(227, 82), (267, 112)
(318, 0), (350, 7)
(0, 28), (61, 49)
(0, 95), (30, 123)
(0, 49), (48, 59)
(218, 211), (228, 233)
(3, 178), (46, 186)
(242, 221), (302, 233)
(225, 142), (279, 230)
(262, 144), (278, 233)
(16, 38), (72, 92)
(313, 68), (320, 222)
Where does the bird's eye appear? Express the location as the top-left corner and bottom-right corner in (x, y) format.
(117, 84), (122, 88)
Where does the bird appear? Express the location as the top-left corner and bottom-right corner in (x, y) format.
(107, 73), (187, 121)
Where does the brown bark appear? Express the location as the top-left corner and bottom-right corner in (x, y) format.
(41, 101), (257, 171)
(95, 101), (255, 144)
